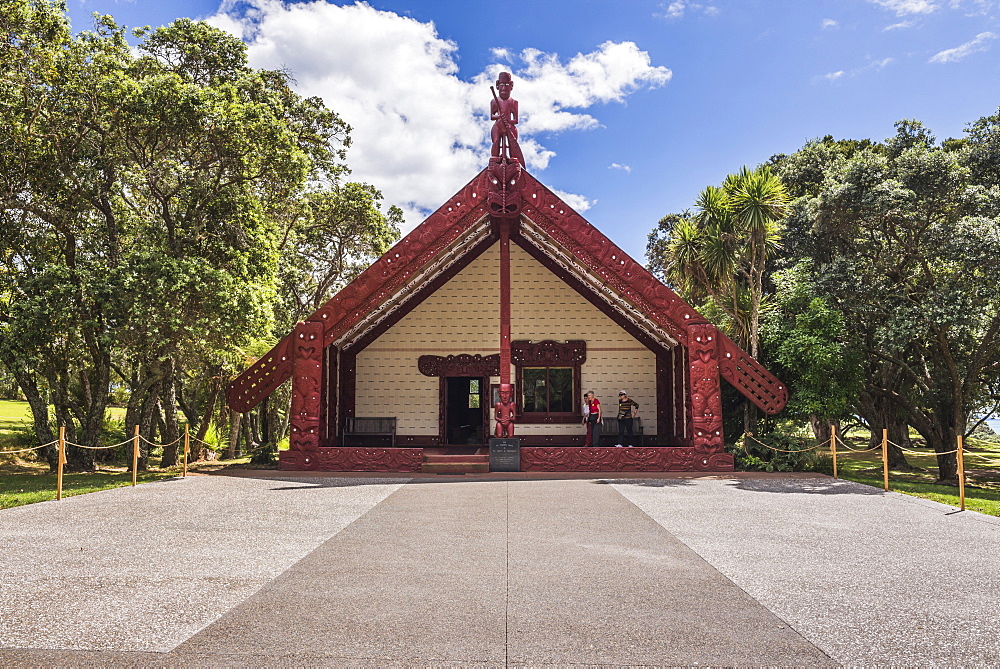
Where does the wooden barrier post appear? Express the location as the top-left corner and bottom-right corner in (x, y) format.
(183, 424), (190, 478)
(131, 425), (140, 487)
(831, 424), (838, 480)
(56, 426), (66, 501)
(882, 428), (889, 492)
(957, 435), (965, 511)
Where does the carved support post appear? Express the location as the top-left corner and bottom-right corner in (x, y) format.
(687, 322), (727, 469)
(290, 320), (324, 469)
(499, 217), (512, 385)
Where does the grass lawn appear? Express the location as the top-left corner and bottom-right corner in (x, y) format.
(1, 399), (273, 509)
(830, 435), (1000, 517)
(0, 464), (180, 509)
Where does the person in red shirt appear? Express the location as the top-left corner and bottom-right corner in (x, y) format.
(583, 391), (602, 447)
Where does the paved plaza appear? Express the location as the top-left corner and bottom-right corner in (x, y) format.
(1, 471), (998, 667)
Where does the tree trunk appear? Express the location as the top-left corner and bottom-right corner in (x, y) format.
(137, 380), (161, 471)
(809, 415), (840, 446)
(1, 358), (57, 470)
(228, 410), (242, 459)
(160, 358), (180, 468)
(192, 378), (221, 461)
(859, 392), (911, 470)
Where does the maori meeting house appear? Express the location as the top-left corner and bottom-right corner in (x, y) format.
(225, 75), (787, 474)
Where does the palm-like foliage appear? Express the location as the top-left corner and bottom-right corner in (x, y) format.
(662, 166), (789, 358)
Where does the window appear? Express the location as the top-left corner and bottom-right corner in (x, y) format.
(468, 379), (480, 408)
(522, 367), (574, 413)
(512, 340), (586, 424)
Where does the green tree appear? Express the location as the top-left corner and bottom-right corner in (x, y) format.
(782, 120), (1000, 481)
(647, 165), (790, 433)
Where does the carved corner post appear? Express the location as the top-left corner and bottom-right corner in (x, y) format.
(686, 321), (728, 469)
(495, 216), (516, 437)
(290, 320), (324, 469)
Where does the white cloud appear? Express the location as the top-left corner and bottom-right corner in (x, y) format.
(608, 163), (632, 173)
(656, 1), (719, 20)
(949, 0), (993, 16)
(883, 19), (918, 29)
(815, 57), (894, 83)
(821, 18), (839, 29)
(208, 0), (670, 232)
(661, 1), (686, 18)
(869, 0), (939, 14)
(552, 189), (596, 213)
(490, 47), (513, 62)
(929, 31), (997, 62)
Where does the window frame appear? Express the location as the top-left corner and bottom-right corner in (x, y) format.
(512, 340), (586, 424)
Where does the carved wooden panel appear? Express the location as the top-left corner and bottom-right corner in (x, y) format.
(687, 322), (725, 462)
(520, 447), (733, 472)
(279, 447), (423, 472)
(289, 321), (325, 467)
(511, 340), (586, 366)
(225, 337), (293, 413)
(418, 354), (500, 377)
(228, 171), (490, 412)
(717, 331), (788, 415)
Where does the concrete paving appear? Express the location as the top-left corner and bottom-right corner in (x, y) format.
(1, 472), (997, 666)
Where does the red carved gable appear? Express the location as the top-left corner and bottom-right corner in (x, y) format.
(226, 167), (787, 416)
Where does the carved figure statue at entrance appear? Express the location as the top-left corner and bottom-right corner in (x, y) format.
(490, 72), (524, 166)
(494, 382), (516, 437)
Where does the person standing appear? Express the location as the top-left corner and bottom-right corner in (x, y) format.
(583, 391), (602, 447)
(616, 391), (640, 447)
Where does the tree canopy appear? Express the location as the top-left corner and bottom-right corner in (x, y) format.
(0, 0), (400, 470)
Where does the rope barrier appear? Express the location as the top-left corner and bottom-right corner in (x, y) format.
(63, 436), (136, 450)
(963, 451), (1000, 467)
(138, 434), (182, 448)
(0, 441), (57, 455)
(833, 435), (881, 453)
(743, 434), (825, 453)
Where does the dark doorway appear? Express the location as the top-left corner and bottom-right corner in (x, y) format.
(445, 377), (486, 445)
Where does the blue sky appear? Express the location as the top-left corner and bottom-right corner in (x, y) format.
(65, 0), (1000, 262)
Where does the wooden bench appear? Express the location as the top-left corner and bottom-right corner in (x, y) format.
(597, 417), (643, 446)
(343, 417), (397, 447)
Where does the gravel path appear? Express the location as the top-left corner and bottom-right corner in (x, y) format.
(2, 472), (997, 666)
(613, 477), (1000, 666)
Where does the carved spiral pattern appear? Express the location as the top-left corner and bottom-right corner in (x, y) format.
(510, 340), (586, 366)
(418, 354), (500, 377)
(520, 446), (733, 472)
(279, 447), (423, 472)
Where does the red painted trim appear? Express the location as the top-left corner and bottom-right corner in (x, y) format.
(498, 216), (512, 386)
(231, 167), (788, 423)
(395, 435), (440, 447)
(348, 230), (499, 353)
(657, 350), (670, 440)
(280, 447), (423, 472)
(520, 447), (734, 472)
(289, 320), (324, 469)
(510, 231), (666, 354)
(337, 348), (357, 444)
(321, 345), (337, 446)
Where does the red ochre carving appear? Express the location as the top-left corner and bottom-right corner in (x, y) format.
(417, 354), (500, 377)
(520, 447), (733, 472)
(229, 163), (786, 474)
(687, 321), (725, 460)
(494, 382), (515, 437)
(289, 320), (324, 468)
(226, 171), (490, 412)
(279, 447), (423, 472)
(511, 340), (586, 366)
(518, 171), (786, 415)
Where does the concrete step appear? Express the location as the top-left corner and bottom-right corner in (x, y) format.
(421, 460), (490, 474)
